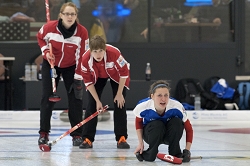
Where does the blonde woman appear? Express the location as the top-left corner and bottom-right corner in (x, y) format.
(36, 2), (89, 147)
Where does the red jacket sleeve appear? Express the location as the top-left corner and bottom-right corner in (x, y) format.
(135, 117), (143, 130)
(81, 51), (94, 88)
(36, 23), (50, 59)
(184, 119), (193, 143)
(74, 24), (89, 79)
(114, 54), (129, 78)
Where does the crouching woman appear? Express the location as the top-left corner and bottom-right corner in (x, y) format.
(133, 80), (193, 162)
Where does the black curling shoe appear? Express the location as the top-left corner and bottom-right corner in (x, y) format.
(38, 132), (49, 145)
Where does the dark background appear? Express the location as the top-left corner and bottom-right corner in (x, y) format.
(0, 0), (249, 110)
(0, 40), (241, 110)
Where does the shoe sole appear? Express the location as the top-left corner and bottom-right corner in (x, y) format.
(73, 143), (82, 146)
(117, 146), (130, 149)
(79, 146), (93, 149)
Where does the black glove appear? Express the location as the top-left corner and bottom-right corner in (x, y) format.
(71, 79), (83, 100)
(182, 149), (191, 162)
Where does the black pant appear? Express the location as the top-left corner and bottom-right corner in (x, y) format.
(39, 60), (83, 136)
(142, 118), (184, 161)
(82, 78), (128, 142)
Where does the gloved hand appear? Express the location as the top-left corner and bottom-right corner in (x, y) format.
(71, 79), (84, 100)
(182, 149), (191, 162)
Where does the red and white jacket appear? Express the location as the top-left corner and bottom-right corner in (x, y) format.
(37, 20), (89, 80)
(81, 44), (130, 89)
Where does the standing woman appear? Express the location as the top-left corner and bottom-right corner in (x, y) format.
(80, 35), (130, 149)
(133, 80), (193, 162)
(36, 2), (89, 146)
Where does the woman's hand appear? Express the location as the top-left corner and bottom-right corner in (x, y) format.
(114, 93), (125, 109)
(134, 142), (144, 155)
(46, 52), (55, 66)
(96, 101), (103, 112)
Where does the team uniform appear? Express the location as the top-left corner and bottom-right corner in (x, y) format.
(133, 97), (193, 161)
(81, 44), (130, 143)
(37, 19), (89, 140)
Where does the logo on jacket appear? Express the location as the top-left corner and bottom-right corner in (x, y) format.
(117, 55), (126, 67)
(106, 62), (114, 68)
